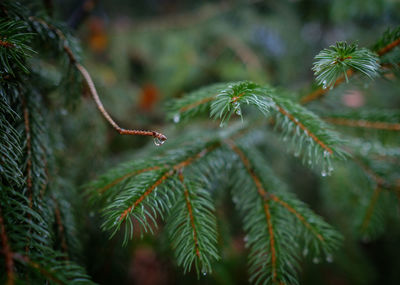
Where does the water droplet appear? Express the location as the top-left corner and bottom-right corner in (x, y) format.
(219, 122), (225, 128)
(202, 270), (207, 276)
(302, 248), (309, 257)
(235, 107), (242, 116)
(323, 150), (330, 158)
(308, 160), (312, 165)
(89, 211), (94, 217)
(173, 114), (180, 123)
(313, 257), (320, 264)
(244, 235), (249, 242)
(326, 255), (333, 263)
(321, 170), (327, 177)
(153, 137), (165, 146)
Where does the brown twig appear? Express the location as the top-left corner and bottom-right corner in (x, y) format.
(12, 253), (64, 285)
(29, 17), (167, 143)
(300, 70), (354, 104)
(323, 117), (400, 131)
(377, 38), (400, 56)
(360, 186), (382, 233)
(0, 39), (15, 48)
(53, 199), (68, 257)
(0, 205), (15, 285)
(178, 172), (200, 258)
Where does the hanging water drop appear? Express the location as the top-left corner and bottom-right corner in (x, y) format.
(244, 235), (249, 242)
(322, 80), (327, 89)
(235, 107), (242, 116)
(323, 150), (330, 158)
(302, 248), (309, 257)
(153, 137), (165, 146)
(321, 170), (327, 177)
(326, 254), (333, 263)
(219, 122), (225, 128)
(173, 114), (180, 123)
(202, 270), (207, 276)
(312, 257), (320, 264)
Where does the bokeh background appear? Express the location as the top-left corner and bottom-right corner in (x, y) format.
(51, 1), (400, 284)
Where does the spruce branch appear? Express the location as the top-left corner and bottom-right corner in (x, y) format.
(29, 17), (167, 144)
(228, 141), (342, 253)
(192, 81), (347, 173)
(99, 142), (220, 244)
(373, 26), (400, 55)
(0, 20), (35, 74)
(301, 29), (400, 104)
(312, 42), (380, 89)
(166, 173), (220, 276)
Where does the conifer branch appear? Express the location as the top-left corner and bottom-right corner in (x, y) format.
(118, 170), (172, 221)
(178, 173), (201, 258)
(301, 31), (400, 104)
(268, 195), (324, 242)
(29, 17), (167, 144)
(276, 105), (333, 154)
(0, 205), (15, 285)
(118, 144), (218, 222)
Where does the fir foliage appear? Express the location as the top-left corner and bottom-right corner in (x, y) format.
(312, 42), (380, 89)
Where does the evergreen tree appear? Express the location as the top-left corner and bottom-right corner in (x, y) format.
(1, 1), (399, 284)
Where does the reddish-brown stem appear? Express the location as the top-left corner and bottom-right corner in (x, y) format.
(276, 105), (333, 154)
(300, 70), (354, 104)
(268, 195), (324, 242)
(263, 202), (277, 282)
(119, 144), (218, 221)
(178, 173), (200, 258)
(29, 16), (167, 143)
(179, 96), (215, 112)
(226, 141), (277, 281)
(53, 200), (68, 257)
(12, 253), (64, 285)
(324, 117), (400, 131)
(22, 100), (33, 202)
(119, 171), (172, 221)
(377, 38), (400, 56)
(22, 99), (33, 257)
(98, 166), (161, 194)
(0, 205), (15, 285)
(0, 39), (15, 48)
(361, 187), (382, 232)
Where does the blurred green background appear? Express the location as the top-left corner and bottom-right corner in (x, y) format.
(52, 1), (400, 284)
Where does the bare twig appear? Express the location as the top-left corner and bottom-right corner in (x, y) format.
(29, 17), (167, 144)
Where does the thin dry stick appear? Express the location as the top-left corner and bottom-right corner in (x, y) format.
(29, 17), (167, 143)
